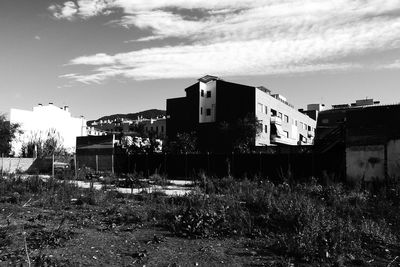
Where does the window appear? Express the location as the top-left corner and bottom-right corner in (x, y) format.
(304, 124), (307, 130)
(150, 127), (153, 131)
(201, 90), (204, 97)
(206, 108), (211, 116)
(265, 106), (268, 114)
(308, 125), (311, 131)
(200, 107), (203, 114)
(284, 115), (289, 123)
(278, 112), (282, 119)
(161, 126), (164, 132)
(264, 125), (268, 133)
(295, 120), (298, 126)
(258, 103), (263, 113)
(206, 91), (211, 98)
(271, 109), (277, 116)
(156, 126), (158, 132)
(283, 131), (289, 138)
(257, 122), (263, 133)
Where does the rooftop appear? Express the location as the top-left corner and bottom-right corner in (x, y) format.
(332, 98), (381, 109)
(198, 75), (220, 83)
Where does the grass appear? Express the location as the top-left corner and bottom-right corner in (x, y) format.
(0, 174), (399, 266)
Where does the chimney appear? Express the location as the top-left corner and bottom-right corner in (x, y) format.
(38, 103), (42, 107)
(49, 102), (53, 105)
(64, 105), (69, 112)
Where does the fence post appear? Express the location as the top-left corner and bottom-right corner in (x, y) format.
(185, 152), (188, 178)
(111, 154), (114, 174)
(164, 152), (167, 176)
(145, 153), (149, 177)
(207, 152), (210, 175)
(96, 155), (99, 173)
(74, 154), (77, 180)
(52, 154), (55, 179)
(1, 153), (3, 178)
(231, 151), (235, 177)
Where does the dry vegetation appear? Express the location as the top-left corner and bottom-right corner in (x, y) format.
(0, 173), (399, 266)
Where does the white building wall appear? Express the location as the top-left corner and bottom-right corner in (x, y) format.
(199, 80), (217, 123)
(10, 104), (87, 156)
(255, 89), (316, 146)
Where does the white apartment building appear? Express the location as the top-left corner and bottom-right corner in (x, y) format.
(10, 103), (87, 156)
(255, 89), (317, 146)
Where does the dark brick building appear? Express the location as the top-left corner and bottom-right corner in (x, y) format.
(166, 75), (317, 152)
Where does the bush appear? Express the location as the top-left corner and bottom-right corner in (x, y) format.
(169, 194), (250, 238)
(163, 176), (400, 264)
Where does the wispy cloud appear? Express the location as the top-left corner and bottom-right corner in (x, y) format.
(378, 60), (400, 69)
(34, 35), (41, 40)
(53, 0), (400, 83)
(48, 1), (78, 20)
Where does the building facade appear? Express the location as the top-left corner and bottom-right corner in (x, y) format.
(10, 103), (87, 156)
(167, 75), (317, 151)
(87, 117), (166, 139)
(315, 99), (400, 182)
(142, 118), (166, 138)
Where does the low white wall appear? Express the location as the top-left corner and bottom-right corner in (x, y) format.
(0, 158), (35, 174)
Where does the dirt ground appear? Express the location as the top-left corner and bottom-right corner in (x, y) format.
(0, 199), (295, 267)
(1, 176), (399, 267)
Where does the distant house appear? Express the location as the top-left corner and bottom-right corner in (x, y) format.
(10, 103), (87, 156)
(142, 118), (166, 138)
(166, 75), (319, 151)
(315, 99), (400, 182)
(87, 115), (166, 139)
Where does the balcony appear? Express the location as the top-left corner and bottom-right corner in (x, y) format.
(270, 116), (282, 125)
(270, 135), (298, 145)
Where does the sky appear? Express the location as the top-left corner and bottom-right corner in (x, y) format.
(1, 0), (400, 120)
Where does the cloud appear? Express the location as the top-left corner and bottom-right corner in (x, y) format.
(49, 1), (78, 20)
(378, 60), (400, 69)
(53, 0), (400, 82)
(68, 53), (116, 65)
(34, 36), (41, 40)
(49, 0), (112, 20)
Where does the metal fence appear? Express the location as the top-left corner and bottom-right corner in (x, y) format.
(109, 150), (345, 181)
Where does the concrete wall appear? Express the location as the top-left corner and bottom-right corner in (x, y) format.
(77, 155), (113, 172)
(346, 145), (385, 182)
(387, 139), (400, 179)
(346, 139), (400, 182)
(0, 158), (35, 174)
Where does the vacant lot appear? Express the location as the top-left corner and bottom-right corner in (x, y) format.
(0, 174), (399, 266)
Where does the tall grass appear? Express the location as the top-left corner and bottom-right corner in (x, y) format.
(1, 173), (399, 264)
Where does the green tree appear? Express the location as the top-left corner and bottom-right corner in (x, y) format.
(22, 129), (68, 158)
(220, 114), (262, 153)
(166, 132), (198, 154)
(0, 114), (21, 156)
